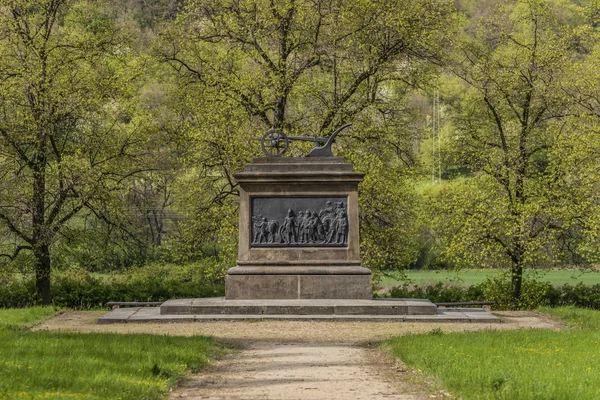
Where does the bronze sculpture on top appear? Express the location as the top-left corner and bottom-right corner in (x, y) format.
(259, 123), (352, 158)
(225, 123), (373, 300)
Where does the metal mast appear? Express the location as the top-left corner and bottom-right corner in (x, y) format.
(432, 78), (441, 184)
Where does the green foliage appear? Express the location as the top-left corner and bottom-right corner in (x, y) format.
(2, 0), (600, 309)
(385, 281), (485, 303)
(0, 280), (38, 309)
(0, 262), (225, 308)
(351, 152), (422, 276)
(0, 0), (157, 302)
(584, 0), (600, 28)
(384, 308), (600, 399)
(0, 309), (228, 399)
(153, 0), (460, 278)
(427, 177), (515, 270)
(384, 279), (600, 310)
(480, 273), (551, 310)
(429, 0), (600, 303)
(546, 283), (600, 309)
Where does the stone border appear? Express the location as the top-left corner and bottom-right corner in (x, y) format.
(98, 306), (501, 324)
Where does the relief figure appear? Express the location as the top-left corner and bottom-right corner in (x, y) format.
(252, 200), (348, 246)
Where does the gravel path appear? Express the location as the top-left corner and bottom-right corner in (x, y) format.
(36, 311), (562, 399)
(170, 342), (429, 400)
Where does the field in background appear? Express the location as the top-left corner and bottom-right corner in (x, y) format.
(384, 307), (600, 399)
(379, 269), (600, 288)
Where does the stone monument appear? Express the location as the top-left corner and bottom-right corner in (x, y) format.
(149, 124), (440, 319)
(226, 124), (371, 300)
(99, 124), (503, 322)
(225, 156), (372, 299)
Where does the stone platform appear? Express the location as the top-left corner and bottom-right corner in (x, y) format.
(97, 298), (501, 324)
(160, 298), (437, 315)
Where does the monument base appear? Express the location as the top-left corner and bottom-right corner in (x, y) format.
(225, 274), (372, 300)
(225, 265), (372, 300)
(159, 298), (437, 316)
(98, 300), (502, 323)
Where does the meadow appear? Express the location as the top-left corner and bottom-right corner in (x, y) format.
(384, 307), (600, 399)
(0, 308), (228, 399)
(379, 269), (600, 288)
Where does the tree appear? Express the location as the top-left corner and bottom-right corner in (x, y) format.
(155, 0), (458, 271)
(432, 0), (600, 304)
(0, 0), (150, 303)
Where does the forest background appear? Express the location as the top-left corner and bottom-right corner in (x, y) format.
(2, 0), (600, 307)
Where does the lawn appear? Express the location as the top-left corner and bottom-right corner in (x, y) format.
(0, 306), (62, 330)
(379, 269), (600, 287)
(0, 308), (228, 399)
(384, 307), (600, 399)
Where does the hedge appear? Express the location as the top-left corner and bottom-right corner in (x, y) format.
(383, 281), (600, 310)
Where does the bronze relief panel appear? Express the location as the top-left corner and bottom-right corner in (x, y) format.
(251, 197), (349, 247)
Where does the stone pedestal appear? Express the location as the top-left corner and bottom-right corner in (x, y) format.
(225, 157), (372, 300)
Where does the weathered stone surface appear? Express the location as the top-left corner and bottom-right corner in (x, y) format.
(225, 274), (372, 300)
(97, 302), (501, 323)
(297, 275), (372, 299)
(225, 275), (299, 300)
(161, 298), (437, 315)
(234, 158), (363, 268)
(226, 265), (369, 274)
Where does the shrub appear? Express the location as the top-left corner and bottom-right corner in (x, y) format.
(383, 279), (600, 310)
(479, 273), (552, 310)
(0, 261), (225, 309)
(548, 283), (600, 309)
(385, 281), (484, 303)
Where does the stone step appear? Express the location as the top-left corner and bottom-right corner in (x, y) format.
(159, 298), (438, 316)
(97, 306), (501, 324)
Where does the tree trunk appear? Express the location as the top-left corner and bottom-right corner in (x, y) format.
(34, 243), (51, 305)
(511, 259), (523, 305)
(32, 135), (50, 304)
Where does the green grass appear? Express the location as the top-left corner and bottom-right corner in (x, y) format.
(384, 307), (600, 399)
(541, 306), (600, 330)
(0, 306), (62, 330)
(0, 308), (228, 399)
(379, 269), (600, 287)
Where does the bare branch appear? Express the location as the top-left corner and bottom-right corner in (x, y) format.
(0, 212), (33, 244)
(0, 245), (32, 260)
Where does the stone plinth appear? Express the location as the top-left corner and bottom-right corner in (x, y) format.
(226, 157), (372, 300)
(159, 298), (438, 316)
(98, 302), (502, 323)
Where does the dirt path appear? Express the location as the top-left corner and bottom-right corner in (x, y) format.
(170, 341), (431, 400)
(36, 311), (562, 399)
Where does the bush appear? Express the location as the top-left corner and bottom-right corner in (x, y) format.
(0, 261), (225, 309)
(384, 279), (600, 310)
(0, 280), (37, 308)
(479, 273), (552, 310)
(547, 283), (600, 309)
(385, 281), (484, 303)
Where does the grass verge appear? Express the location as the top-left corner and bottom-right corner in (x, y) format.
(0, 308), (228, 399)
(383, 307), (600, 399)
(0, 306), (62, 330)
